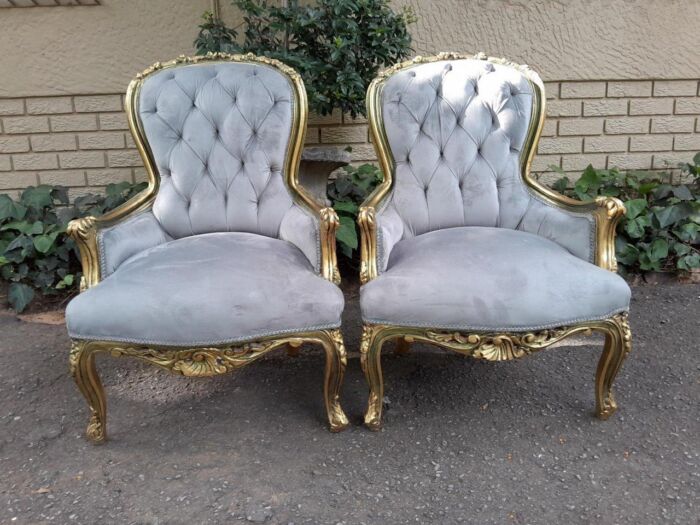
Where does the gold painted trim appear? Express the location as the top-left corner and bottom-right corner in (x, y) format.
(359, 51), (625, 282)
(360, 313), (631, 430)
(70, 329), (349, 443)
(67, 52), (339, 285)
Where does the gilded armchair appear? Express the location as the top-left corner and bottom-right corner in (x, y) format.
(358, 53), (632, 429)
(66, 54), (348, 443)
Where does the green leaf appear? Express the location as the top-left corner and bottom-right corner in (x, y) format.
(551, 177), (570, 194)
(336, 215), (358, 250)
(33, 232), (59, 254)
(21, 185), (53, 210)
(0, 194), (27, 221)
(624, 199), (648, 220)
(648, 238), (669, 261)
(0, 220), (43, 234)
(55, 273), (75, 290)
(616, 241), (639, 265)
(673, 222), (700, 243)
(624, 216), (650, 238)
(678, 253), (700, 270)
(673, 242), (692, 256)
(333, 200), (359, 214)
(8, 282), (34, 313)
(654, 203), (693, 228)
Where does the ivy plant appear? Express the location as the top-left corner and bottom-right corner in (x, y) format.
(551, 153), (700, 275)
(327, 163), (382, 261)
(194, 0), (416, 117)
(0, 181), (146, 312)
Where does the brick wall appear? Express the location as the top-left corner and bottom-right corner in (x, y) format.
(535, 80), (700, 185)
(0, 94), (143, 198)
(1, 79), (699, 198)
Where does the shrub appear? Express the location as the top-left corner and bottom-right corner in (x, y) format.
(551, 153), (700, 275)
(327, 163), (382, 261)
(0, 182), (147, 312)
(194, 0), (416, 117)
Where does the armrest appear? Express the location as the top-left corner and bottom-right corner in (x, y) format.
(519, 182), (625, 272)
(358, 201), (404, 283)
(279, 202), (341, 284)
(67, 209), (169, 290)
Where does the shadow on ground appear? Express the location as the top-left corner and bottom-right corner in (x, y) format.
(0, 283), (698, 524)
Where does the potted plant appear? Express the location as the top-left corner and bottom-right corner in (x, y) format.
(194, 0), (416, 264)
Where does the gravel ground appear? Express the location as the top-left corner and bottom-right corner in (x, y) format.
(0, 283), (698, 524)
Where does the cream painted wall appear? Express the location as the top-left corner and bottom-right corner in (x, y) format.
(1, 0), (698, 98)
(396, 0), (699, 81)
(0, 0), (212, 97)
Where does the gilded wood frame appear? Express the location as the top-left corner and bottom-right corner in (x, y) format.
(67, 53), (348, 443)
(358, 52), (631, 429)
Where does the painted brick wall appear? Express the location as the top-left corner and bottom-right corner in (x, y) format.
(0, 94), (143, 199)
(1, 78), (699, 198)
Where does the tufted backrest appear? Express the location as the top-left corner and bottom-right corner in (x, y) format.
(379, 58), (536, 238)
(137, 61), (296, 239)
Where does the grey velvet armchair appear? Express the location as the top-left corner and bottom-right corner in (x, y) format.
(358, 53), (632, 429)
(66, 54), (349, 443)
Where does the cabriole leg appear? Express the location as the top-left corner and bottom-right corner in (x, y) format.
(360, 325), (387, 430)
(69, 341), (107, 444)
(595, 313), (632, 420)
(319, 330), (350, 432)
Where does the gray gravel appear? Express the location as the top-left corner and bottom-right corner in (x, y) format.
(0, 283), (698, 524)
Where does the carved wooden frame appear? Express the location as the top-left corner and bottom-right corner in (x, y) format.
(358, 52), (631, 429)
(67, 53), (348, 443)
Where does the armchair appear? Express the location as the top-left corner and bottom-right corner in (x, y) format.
(358, 53), (632, 429)
(66, 54), (348, 443)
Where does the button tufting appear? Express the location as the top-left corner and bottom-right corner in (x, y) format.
(410, 71), (417, 77)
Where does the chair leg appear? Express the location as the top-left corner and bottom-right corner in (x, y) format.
(394, 336), (411, 355)
(319, 329), (350, 432)
(595, 314), (632, 420)
(69, 341), (107, 444)
(360, 324), (387, 430)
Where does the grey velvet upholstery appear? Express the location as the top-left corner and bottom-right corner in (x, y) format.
(67, 60), (337, 347)
(375, 59), (594, 268)
(94, 61), (323, 277)
(279, 203), (321, 271)
(139, 62), (296, 241)
(361, 227), (630, 331)
(68, 233), (343, 346)
(98, 210), (171, 278)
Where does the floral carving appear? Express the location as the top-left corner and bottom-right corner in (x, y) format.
(423, 325), (591, 361)
(135, 52), (302, 83)
(109, 342), (283, 377)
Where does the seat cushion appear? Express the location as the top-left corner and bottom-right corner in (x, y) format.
(67, 232), (343, 346)
(360, 227), (631, 331)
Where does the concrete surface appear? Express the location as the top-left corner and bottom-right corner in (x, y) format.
(0, 283), (698, 524)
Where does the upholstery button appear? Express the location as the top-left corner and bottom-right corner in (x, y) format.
(410, 71), (417, 77)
